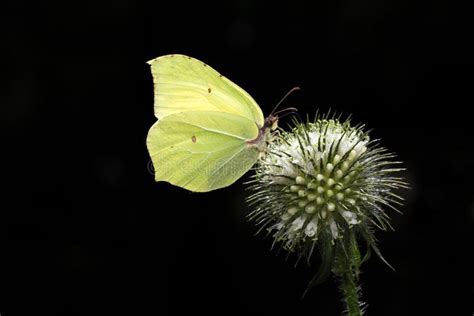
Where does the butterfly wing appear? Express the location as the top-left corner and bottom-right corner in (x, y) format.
(146, 111), (259, 192)
(147, 54), (264, 127)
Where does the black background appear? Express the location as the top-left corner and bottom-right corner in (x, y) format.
(1, 1), (472, 315)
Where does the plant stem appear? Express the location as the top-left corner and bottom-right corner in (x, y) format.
(339, 262), (362, 316)
(335, 232), (364, 316)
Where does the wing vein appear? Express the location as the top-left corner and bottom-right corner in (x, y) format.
(195, 144), (249, 189)
(170, 121), (250, 141)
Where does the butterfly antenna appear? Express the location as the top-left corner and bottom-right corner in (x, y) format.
(273, 107), (298, 116)
(278, 110), (299, 120)
(270, 87), (301, 115)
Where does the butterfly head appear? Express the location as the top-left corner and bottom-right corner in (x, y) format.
(264, 114), (279, 131)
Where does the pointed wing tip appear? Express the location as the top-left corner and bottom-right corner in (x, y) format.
(147, 54), (191, 65)
(146, 56), (163, 65)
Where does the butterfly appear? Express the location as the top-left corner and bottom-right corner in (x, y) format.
(146, 54), (297, 192)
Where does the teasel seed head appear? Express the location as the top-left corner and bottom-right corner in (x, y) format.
(246, 113), (408, 264)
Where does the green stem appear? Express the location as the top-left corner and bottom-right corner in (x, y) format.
(339, 262), (362, 316)
(334, 231), (364, 316)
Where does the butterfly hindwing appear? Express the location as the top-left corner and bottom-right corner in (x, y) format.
(146, 110), (260, 192)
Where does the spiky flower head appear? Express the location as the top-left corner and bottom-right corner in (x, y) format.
(247, 113), (407, 265)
